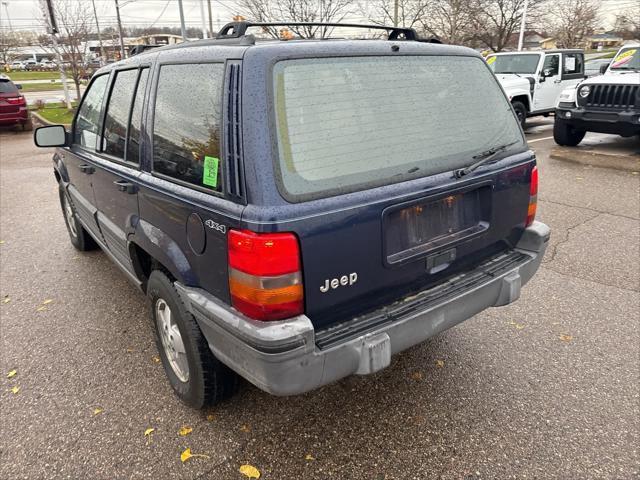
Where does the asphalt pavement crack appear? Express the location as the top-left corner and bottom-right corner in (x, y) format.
(539, 198), (640, 222)
(540, 265), (640, 294)
(544, 211), (603, 264)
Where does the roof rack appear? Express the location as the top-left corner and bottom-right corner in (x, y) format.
(216, 21), (419, 41)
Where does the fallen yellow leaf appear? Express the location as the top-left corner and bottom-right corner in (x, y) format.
(144, 427), (155, 436)
(206, 414), (216, 422)
(180, 448), (209, 463)
(93, 408), (103, 415)
(7, 369), (16, 379)
(240, 424), (251, 433)
(10, 386), (20, 394)
(178, 426), (193, 436)
(435, 360), (445, 368)
(411, 371), (423, 381)
(239, 464), (261, 479)
(515, 323), (525, 330)
(126, 348), (134, 353)
(42, 299), (53, 305)
(36, 306), (47, 312)
(152, 356), (160, 363)
(305, 454), (314, 461)
(0, 240), (4, 245)
(2, 296), (10, 304)
(560, 334), (573, 342)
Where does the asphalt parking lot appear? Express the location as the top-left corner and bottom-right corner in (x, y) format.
(1, 121), (638, 479)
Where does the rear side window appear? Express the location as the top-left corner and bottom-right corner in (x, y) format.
(563, 53), (583, 75)
(126, 69), (149, 165)
(273, 56), (523, 201)
(74, 74), (109, 149)
(102, 69), (138, 160)
(152, 63), (224, 192)
(0, 80), (18, 93)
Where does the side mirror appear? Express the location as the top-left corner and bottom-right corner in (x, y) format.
(34, 125), (68, 147)
(16, 84), (22, 89)
(599, 63), (609, 74)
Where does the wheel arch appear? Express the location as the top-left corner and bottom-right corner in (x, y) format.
(128, 219), (199, 292)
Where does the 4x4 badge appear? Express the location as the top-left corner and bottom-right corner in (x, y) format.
(204, 219), (226, 234)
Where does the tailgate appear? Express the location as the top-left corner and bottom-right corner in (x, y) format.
(298, 162), (534, 329)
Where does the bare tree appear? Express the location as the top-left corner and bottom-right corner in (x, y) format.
(238, 0), (355, 38)
(0, 31), (20, 65)
(613, 7), (640, 37)
(472, 0), (543, 52)
(543, 0), (599, 49)
(362, 0), (431, 31)
(423, 0), (482, 44)
(41, 0), (91, 101)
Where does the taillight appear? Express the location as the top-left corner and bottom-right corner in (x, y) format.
(6, 96), (25, 105)
(526, 166), (538, 227)
(228, 229), (303, 321)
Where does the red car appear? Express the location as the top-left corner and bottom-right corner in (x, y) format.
(0, 76), (31, 131)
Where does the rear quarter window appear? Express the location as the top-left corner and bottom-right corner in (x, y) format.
(273, 55), (524, 201)
(0, 80), (18, 93)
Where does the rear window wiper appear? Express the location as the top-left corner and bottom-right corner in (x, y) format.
(454, 141), (519, 179)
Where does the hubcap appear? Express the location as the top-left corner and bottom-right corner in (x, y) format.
(63, 195), (78, 238)
(155, 299), (189, 382)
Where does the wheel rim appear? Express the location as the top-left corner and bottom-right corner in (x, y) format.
(155, 299), (189, 383)
(63, 195), (78, 238)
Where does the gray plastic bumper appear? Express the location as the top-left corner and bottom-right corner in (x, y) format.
(176, 221), (550, 396)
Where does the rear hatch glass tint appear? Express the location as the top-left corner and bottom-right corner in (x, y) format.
(272, 55), (523, 201)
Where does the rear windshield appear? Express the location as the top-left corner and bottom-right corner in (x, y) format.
(273, 55), (523, 201)
(0, 80), (18, 94)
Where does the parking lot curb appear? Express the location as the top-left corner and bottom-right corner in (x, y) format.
(30, 112), (71, 129)
(550, 146), (640, 173)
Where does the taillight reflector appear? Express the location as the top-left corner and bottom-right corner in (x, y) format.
(228, 230), (303, 321)
(526, 165), (538, 227)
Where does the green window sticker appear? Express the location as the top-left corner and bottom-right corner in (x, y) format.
(202, 156), (219, 188)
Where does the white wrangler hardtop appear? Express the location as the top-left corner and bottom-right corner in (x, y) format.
(486, 49), (585, 127)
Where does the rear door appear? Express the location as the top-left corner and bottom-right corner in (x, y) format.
(266, 54), (534, 328)
(65, 73), (110, 241)
(91, 67), (150, 269)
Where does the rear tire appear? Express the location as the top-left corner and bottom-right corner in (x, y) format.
(147, 270), (238, 408)
(511, 100), (527, 129)
(22, 118), (33, 132)
(553, 119), (586, 146)
(58, 185), (97, 251)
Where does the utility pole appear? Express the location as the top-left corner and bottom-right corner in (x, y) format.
(517, 0), (528, 51)
(91, 0), (106, 64)
(393, 0), (399, 27)
(178, 0), (187, 41)
(114, 0), (125, 59)
(207, 0), (213, 37)
(41, 0), (71, 109)
(199, 0), (207, 39)
(2, 2), (12, 31)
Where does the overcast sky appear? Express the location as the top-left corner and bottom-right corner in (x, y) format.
(0, 0), (637, 34)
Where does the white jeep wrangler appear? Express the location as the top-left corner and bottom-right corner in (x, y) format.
(487, 50), (585, 128)
(554, 43), (640, 146)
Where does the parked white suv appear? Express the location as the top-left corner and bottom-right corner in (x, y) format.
(486, 50), (585, 128)
(554, 43), (640, 146)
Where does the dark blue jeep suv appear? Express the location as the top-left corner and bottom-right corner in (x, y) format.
(34, 22), (549, 409)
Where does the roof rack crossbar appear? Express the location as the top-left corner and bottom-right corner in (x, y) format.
(216, 21), (418, 41)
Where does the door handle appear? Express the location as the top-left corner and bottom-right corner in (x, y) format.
(553, 79), (562, 84)
(113, 180), (137, 194)
(78, 164), (95, 174)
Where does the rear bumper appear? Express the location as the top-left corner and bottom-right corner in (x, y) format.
(0, 109), (29, 125)
(556, 106), (640, 136)
(177, 221), (550, 396)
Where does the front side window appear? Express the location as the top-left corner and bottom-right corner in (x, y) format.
(153, 63), (224, 192)
(74, 74), (109, 149)
(273, 56), (524, 201)
(486, 54), (541, 74)
(543, 55), (560, 76)
(102, 69), (139, 159)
